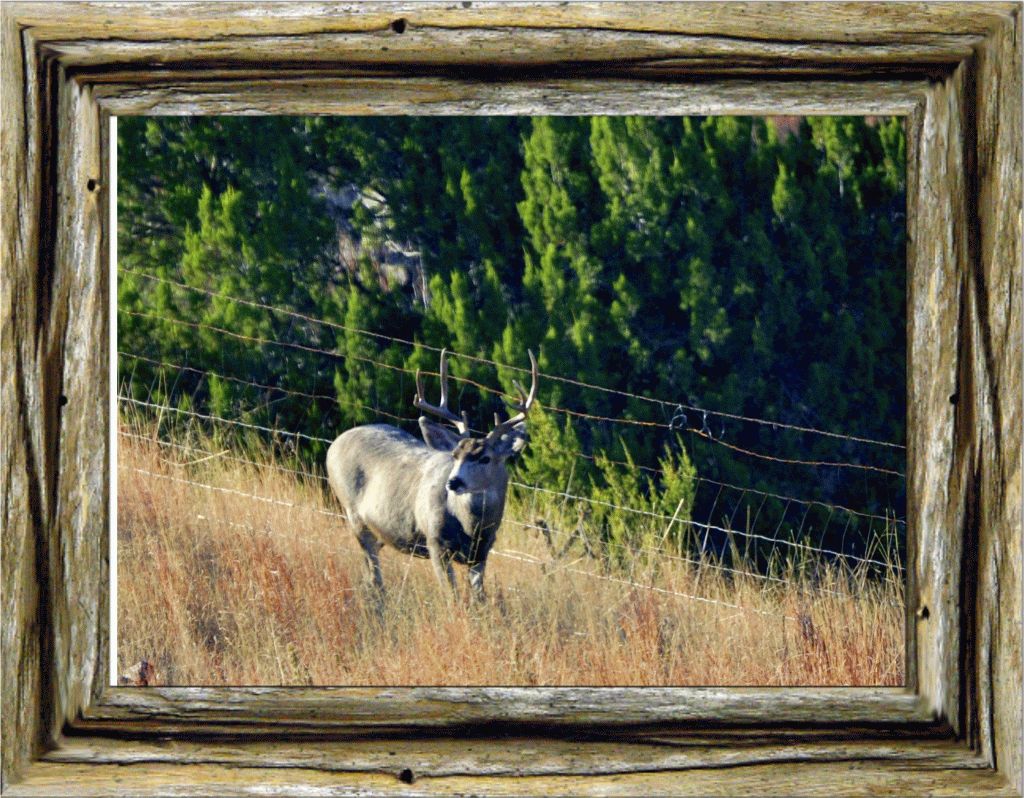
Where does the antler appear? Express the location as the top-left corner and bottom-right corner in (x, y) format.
(487, 349), (539, 442)
(414, 349), (470, 436)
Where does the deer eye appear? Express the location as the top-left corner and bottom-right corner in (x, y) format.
(478, 456), (491, 464)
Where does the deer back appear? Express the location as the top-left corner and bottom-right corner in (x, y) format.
(326, 425), (448, 546)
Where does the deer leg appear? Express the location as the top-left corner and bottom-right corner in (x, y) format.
(354, 526), (384, 593)
(427, 540), (457, 595)
(468, 561), (487, 601)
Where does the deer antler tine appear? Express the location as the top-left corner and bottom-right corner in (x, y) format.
(494, 412), (501, 427)
(412, 348), (469, 437)
(438, 348), (449, 407)
(511, 379), (528, 408)
(487, 349), (539, 442)
(526, 349), (538, 405)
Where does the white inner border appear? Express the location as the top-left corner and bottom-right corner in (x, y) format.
(99, 112), (913, 689)
(109, 115), (119, 687)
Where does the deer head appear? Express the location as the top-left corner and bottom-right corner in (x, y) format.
(415, 349), (538, 496)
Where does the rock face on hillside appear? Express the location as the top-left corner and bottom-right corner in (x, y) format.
(317, 182), (428, 305)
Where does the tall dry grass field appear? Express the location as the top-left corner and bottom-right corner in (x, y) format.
(117, 426), (904, 686)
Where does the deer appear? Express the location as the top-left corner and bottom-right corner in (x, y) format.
(326, 348), (538, 601)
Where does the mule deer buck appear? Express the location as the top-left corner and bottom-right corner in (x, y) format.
(326, 349), (538, 601)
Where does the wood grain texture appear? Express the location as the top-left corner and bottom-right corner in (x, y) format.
(9, 1), (1013, 42)
(39, 30), (982, 72)
(972, 8), (1023, 792)
(906, 60), (970, 739)
(1, 9), (54, 790)
(1, 1), (1020, 794)
(79, 685), (929, 730)
(89, 78), (924, 117)
(905, 9), (1023, 789)
(5, 755), (1014, 798)
(0, 42), (108, 786)
(41, 733), (983, 773)
(1, 7), (111, 786)
(12, 1), (1010, 78)
(50, 66), (108, 756)
(3, 733), (1001, 797)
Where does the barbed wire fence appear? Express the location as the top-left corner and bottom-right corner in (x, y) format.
(117, 268), (907, 623)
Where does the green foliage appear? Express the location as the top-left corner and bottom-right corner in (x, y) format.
(589, 440), (698, 564)
(117, 117), (340, 463)
(118, 114), (906, 562)
(514, 408), (586, 493)
(511, 117), (614, 410)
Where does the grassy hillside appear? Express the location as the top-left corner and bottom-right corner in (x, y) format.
(117, 421), (904, 687)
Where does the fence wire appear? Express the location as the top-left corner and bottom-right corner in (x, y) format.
(122, 428), (891, 602)
(119, 267), (906, 451)
(120, 463), (804, 621)
(121, 351), (903, 526)
(116, 270), (907, 618)
(118, 400), (900, 571)
(119, 306), (905, 476)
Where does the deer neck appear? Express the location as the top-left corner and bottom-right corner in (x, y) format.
(447, 481), (507, 533)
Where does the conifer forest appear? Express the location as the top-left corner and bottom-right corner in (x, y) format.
(117, 116), (907, 685)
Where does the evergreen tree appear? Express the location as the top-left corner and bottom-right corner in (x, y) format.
(512, 117), (612, 401)
(118, 114), (907, 561)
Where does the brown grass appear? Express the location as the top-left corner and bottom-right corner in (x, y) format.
(117, 427), (904, 686)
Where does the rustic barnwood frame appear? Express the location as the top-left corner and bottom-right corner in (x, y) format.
(1, 2), (1020, 795)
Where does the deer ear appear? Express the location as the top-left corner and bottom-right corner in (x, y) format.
(492, 422), (528, 458)
(419, 417), (463, 452)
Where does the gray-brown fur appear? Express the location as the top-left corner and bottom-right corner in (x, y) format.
(326, 420), (526, 599)
(325, 349), (536, 600)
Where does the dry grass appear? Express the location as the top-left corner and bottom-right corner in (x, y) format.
(117, 427), (905, 686)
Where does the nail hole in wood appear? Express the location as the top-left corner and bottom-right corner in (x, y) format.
(390, 18), (407, 33)
(398, 768), (415, 784)
(917, 605), (930, 620)
(949, 392), (958, 405)
(86, 178), (98, 192)
(59, 394), (68, 407)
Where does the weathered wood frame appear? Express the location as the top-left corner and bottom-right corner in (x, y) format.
(2, 2), (1020, 795)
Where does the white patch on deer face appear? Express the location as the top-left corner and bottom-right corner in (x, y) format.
(445, 438), (505, 495)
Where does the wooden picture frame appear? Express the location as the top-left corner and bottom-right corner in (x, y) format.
(2, 2), (1020, 794)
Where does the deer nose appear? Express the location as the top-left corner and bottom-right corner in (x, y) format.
(446, 477), (464, 493)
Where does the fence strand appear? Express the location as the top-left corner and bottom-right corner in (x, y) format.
(123, 466), (346, 519)
(119, 267), (906, 451)
(121, 463), (798, 621)
(487, 549), (793, 621)
(118, 404), (896, 571)
(123, 429), (869, 596)
(119, 391), (905, 534)
(121, 354), (903, 525)
(120, 308), (904, 475)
